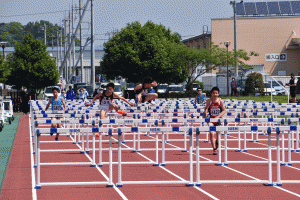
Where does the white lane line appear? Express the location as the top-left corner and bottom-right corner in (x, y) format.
(69, 136), (128, 200)
(111, 135), (219, 200)
(226, 132), (300, 197)
(275, 186), (300, 197)
(29, 116), (38, 200)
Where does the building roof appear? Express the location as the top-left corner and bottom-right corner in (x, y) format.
(181, 32), (211, 43)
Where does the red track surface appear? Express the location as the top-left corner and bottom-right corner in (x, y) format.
(1, 115), (300, 199)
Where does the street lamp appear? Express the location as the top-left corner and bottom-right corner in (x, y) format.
(224, 41), (231, 96)
(230, 0), (243, 79)
(0, 42), (8, 60)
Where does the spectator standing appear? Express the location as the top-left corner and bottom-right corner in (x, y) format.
(287, 73), (297, 103)
(66, 86), (75, 101)
(20, 88), (30, 114)
(78, 87), (88, 101)
(231, 78), (238, 96)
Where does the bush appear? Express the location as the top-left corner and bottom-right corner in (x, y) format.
(245, 72), (264, 95)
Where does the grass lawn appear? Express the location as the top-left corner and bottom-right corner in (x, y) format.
(221, 95), (300, 103)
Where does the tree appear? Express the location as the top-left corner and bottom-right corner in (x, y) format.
(245, 72), (264, 95)
(0, 20), (80, 47)
(100, 21), (191, 84)
(185, 43), (258, 91)
(3, 34), (59, 96)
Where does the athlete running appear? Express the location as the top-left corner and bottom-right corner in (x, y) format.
(203, 87), (226, 155)
(194, 88), (206, 104)
(85, 82), (135, 136)
(45, 87), (67, 141)
(134, 77), (158, 105)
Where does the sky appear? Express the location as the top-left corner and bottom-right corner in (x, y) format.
(0, 0), (285, 46)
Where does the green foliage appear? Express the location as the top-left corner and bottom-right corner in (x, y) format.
(194, 80), (204, 90)
(0, 20), (80, 47)
(245, 72), (264, 95)
(3, 34), (59, 94)
(100, 21), (191, 84)
(185, 42), (257, 91)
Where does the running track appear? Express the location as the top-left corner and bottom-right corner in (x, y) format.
(1, 115), (300, 199)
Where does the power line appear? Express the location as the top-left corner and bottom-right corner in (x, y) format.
(0, 10), (69, 18)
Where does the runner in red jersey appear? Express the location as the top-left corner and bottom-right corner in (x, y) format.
(204, 87), (226, 155)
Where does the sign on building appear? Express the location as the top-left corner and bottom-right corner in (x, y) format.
(265, 53), (287, 62)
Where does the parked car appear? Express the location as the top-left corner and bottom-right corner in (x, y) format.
(167, 85), (184, 93)
(126, 83), (136, 91)
(43, 86), (61, 100)
(263, 83), (277, 96)
(268, 81), (287, 95)
(157, 84), (168, 93)
(192, 83), (200, 91)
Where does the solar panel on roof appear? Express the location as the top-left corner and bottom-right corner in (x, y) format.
(291, 1), (300, 14)
(279, 1), (292, 14)
(267, 1), (280, 14)
(236, 3), (246, 15)
(245, 2), (257, 15)
(256, 2), (269, 15)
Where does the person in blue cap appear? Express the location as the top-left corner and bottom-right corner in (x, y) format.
(194, 88), (206, 104)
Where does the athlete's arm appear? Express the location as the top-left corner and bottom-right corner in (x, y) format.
(113, 93), (136, 107)
(194, 95), (198, 104)
(134, 84), (143, 93)
(216, 99), (226, 118)
(151, 81), (158, 87)
(203, 99), (210, 118)
(85, 92), (102, 107)
(61, 97), (67, 111)
(45, 98), (52, 111)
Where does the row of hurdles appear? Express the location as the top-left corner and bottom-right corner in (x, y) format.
(30, 99), (300, 189)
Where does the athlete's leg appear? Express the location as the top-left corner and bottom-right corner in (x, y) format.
(144, 93), (158, 102)
(96, 110), (107, 137)
(109, 103), (126, 115)
(208, 122), (217, 149)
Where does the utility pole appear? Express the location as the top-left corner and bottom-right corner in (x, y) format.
(59, 0), (91, 76)
(60, 25), (63, 71)
(72, 3), (76, 84)
(79, 0), (84, 83)
(230, 0), (243, 79)
(68, 10), (71, 83)
(91, 0), (95, 90)
(43, 24), (47, 45)
(63, 18), (68, 81)
(56, 31), (59, 67)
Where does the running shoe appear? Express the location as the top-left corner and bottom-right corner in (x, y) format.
(50, 133), (53, 136)
(55, 137), (59, 141)
(118, 110), (126, 115)
(213, 149), (217, 155)
(149, 101), (156, 106)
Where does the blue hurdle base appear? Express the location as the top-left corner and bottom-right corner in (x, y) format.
(153, 164), (159, 166)
(34, 185), (41, 189)
(195, 183), (201, 186)
(33, 152), (35, 154)
(107, 184), (114, 187)
(288, 163), (292, 166)
(136, 150), (141, 153)
(98, 164), (103, 167)
(291, 150), (297, 152)
(280, 163), (287, 166)
(186, 183), (194, 187)
(235, 150), (242, 152)
(91, 164), (96, 167)
(264, 183), (275, 186)
(80, 151), (85, 154)
(204, 141), (210, 143)
(242, 150), (248, 152)
(33, 165), (37, 168)
(116, 183), (123, 187)
(182, 150), (187, 152)
(122, 141), (126, 143)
